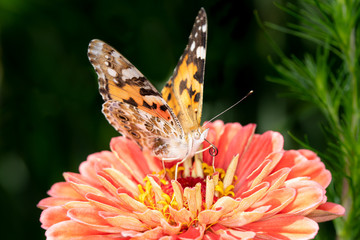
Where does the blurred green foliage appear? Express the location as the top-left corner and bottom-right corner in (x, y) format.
(0, 0), (334, 239)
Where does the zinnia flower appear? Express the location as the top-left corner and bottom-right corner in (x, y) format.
(38, 120), (345, 239)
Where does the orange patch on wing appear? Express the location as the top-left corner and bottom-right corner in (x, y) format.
(171, 54), (201, 131)
(108, 84), (173, 121)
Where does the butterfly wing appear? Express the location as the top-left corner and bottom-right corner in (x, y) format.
(88, 39), (186, 154)
(161, 8), (207, 133)
(103, 100), (188, 159)
(88, 39), (182, 130)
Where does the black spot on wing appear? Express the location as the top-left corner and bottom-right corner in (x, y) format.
(142, 101), (151, 109)
(188, 85), (196, 98)
(127, 77), (147, 86)
(159, 105), (167, 111)
(123, 97), (138, 107)
(193, 67), (204, 83)
(179, 79), (187, 94)
(114, 77), (126, 87)
(194, 92), (200, 102)
(143, 101), (158, 109)
(140, 87), (160, 96)
(151, 103), (158, 109)
(166, 93), (172, 101)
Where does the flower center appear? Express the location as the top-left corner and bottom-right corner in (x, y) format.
(136, 155), (240, 227)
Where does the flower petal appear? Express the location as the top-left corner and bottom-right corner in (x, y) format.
(134, 209), (164, 227)
(40, 206), (69, 229)
(99, 212), (148, 231)
(67, 208), (122, 233)
(177, 225), (205, 240)
(282, 180), (325, 215)
(169, 207), (192, 225)
(47, 182), (83, 199)
(307, 202), (345, 222)
(46, 220), (110, 240)
(116, 193), (148, 212)
(244, 215), (319, 240)
(220, 206), (270, 227)
(249, 187), (296, 218)
(210, 224), (256, 240)
(110, 137), (158, 183)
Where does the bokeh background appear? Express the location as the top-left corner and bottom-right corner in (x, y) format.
(0, 0), (332, 239)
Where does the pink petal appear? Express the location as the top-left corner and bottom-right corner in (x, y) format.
(238, 160), (273, 194)
(211, 224), (256, 240)
(177, 225), (205, 240)
(217, 124), (256, 170)
(67, 179), (105, 197)
(99, 212), (148, 231)
(264, 167), (291, 192)
(249, 187), (296, 217)
(307, 202), (345, 222)
(47, 182), (83, 199)
(67, 208), (122, 233)
(110, 137), (153, 182)
(198, 208), (224, 225)
(169, 207), (193, 225)
(282, 180), (325, 215)
(211, 197), (241, 219)
(40, 206), (69, 229)
(38, 197), (81, 209)
(46, 220), (112, 240)
(160, 218), (182, 235)
(235, 131), (284, 187)
(134, 209), (164, 227)
(244, 215), (319, 240)
(238, 182), (270, 211)
(122, 226), (163, 239)
(113, 193), (148, 212)
(275, 150), (331, 188)
(204, 122), (244, 167)
(219, 206), (270, 227)
(85, 193), (128, 214)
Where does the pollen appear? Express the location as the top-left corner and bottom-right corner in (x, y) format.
(135, 155), (239, 226)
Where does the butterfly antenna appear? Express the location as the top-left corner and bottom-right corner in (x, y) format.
(203, 90), (253, 127)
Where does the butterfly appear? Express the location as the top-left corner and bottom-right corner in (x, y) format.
(88, 8), (209, 172)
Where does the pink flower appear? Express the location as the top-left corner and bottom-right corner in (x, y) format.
(38, 121), (344, 239)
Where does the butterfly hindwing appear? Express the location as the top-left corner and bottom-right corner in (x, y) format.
(103, 100), (186, 158)
(161, 8), (207, 133)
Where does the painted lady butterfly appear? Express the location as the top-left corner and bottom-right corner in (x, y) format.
(88, 8), (209, 171)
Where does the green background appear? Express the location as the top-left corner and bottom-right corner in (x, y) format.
(0, 0), (332, 239)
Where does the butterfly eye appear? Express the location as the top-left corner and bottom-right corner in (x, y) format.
(194, 131), (200, 140)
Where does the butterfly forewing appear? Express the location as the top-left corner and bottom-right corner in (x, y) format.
(88, 39), (182, 128)
(161, 8), (207, 133)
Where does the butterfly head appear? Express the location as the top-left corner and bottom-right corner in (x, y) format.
(188, 128), (209, 155)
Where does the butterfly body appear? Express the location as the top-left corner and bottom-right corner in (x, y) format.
(88, 8), (208, 162)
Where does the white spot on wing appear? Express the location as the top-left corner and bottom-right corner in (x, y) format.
(122, 67), (143, 80)
(190, 41), (195, 51)
(202, 23), (207, 32)
(196, 46), (206, 59)
(107, 68), (118, 77)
